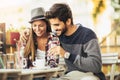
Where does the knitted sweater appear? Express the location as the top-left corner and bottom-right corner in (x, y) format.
(59, 24), (105, 80)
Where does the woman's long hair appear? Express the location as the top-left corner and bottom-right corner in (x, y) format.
(24, 28), (36, 61)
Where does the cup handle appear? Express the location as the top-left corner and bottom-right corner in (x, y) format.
(32, 61), (36, 66)
(22, 58), (27, 68)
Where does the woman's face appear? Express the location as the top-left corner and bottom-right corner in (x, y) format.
(32, 20), (47, 37)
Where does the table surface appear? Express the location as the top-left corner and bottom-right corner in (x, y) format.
(0, 66), (65, 80)
(0, 69), (21, 73)
(22, 67), (64, 75)
(0, 66), (64, 74)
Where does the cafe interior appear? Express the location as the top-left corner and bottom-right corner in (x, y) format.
(0, 0), (120, 80)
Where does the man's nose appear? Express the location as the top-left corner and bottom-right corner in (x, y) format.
(51, 27), (57, 32)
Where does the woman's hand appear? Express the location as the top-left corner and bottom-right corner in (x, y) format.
(20, 28), (30, 44)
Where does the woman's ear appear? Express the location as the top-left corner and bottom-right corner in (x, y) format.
(66, 18), (71, 26)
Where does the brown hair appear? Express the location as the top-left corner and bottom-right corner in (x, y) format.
(46, 3), (73, 24)
(24, 28), (36, 61)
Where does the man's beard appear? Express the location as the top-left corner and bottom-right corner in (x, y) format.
(61, 26), (67, 35)
(55, 26), (67, 36)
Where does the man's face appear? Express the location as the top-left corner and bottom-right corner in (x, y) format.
(49, 18), (67, 36)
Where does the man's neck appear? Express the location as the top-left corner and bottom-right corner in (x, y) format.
(65, 25), (78, 36)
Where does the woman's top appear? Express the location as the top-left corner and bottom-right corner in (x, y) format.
(36, 49), (45, 60)
(27, 49), (45, 68)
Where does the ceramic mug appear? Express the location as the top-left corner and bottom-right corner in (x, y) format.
(33, 59), (45, 69)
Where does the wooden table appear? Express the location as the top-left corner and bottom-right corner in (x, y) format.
(0, 69), (21, 80)
(0, 67), (65, 80)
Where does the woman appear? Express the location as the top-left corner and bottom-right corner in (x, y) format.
(25, 7), (51, 80)
(23, 7), (51, 69)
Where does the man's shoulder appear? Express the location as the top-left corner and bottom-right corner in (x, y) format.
(77, 24), (97, 43)
(77, 24), (95, 36)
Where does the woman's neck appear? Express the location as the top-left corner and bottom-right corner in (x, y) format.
(37, 33), (49, 40)
(36, 33), (49, 51)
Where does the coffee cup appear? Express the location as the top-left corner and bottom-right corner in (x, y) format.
(33, 59), (45, 69)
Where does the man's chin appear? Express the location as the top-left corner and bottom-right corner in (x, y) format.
(56, 34), (61, 36)
(55, 31), (60, 36)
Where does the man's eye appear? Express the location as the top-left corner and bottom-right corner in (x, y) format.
(53, 24), (59, 26)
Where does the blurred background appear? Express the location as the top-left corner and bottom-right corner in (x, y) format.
(0, 0), (120, 76)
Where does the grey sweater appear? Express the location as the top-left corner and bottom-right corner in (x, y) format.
(59, 24), (103, 79)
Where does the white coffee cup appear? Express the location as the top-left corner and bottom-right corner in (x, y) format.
(33, 59), (45, 69)
(22, 58), (27, 68)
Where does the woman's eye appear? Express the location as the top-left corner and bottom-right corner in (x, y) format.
(33, 24), (37, 27)
(40, 25), (44, 27)
(32, 24), (44, 27)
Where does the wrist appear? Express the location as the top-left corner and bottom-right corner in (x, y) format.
(64, 51), (70, 59)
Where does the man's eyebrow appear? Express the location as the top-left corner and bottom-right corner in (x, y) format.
(52, 24), (59, 26)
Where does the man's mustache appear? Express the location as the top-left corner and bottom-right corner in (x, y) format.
(55, 29), (61, 31)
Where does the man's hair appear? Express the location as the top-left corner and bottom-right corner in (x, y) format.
(46, 3), (73, 24)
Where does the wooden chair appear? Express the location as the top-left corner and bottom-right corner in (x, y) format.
(102, 52), (120, 80)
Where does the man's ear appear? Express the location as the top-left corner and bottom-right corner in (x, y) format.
(66, 18), (71, 25)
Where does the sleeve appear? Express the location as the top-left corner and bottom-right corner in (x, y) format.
(73, 31), (102, 73)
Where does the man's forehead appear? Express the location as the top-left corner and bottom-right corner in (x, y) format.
(49, 18), (60, 21)
(49, 19), (61, 24)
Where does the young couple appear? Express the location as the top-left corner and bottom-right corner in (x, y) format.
(20, 3), (106, 80)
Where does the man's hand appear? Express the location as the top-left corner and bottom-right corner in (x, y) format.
(20, 28), (30, 44)
(47, 46), (66, 58)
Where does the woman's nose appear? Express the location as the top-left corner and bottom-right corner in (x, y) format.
(36, 26), (40, 30)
